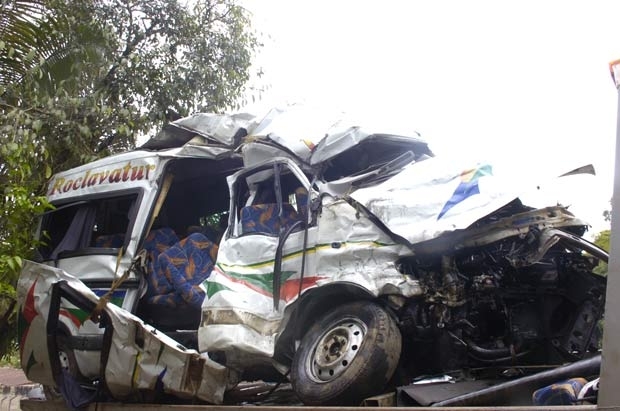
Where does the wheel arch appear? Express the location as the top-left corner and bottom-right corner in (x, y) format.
(274, 282), (377, 365)
(289, 299), (403, 405)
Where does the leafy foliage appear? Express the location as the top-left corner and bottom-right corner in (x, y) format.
(593, 229), (610, 275)
(0, 0), (259, 359)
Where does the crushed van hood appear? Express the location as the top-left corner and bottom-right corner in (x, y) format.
(350, 157), (594, 246)
(349, 157), (516, 245)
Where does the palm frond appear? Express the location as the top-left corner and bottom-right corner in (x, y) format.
(0, 0), (72, 87)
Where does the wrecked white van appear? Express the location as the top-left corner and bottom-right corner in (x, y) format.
(17, 108), (607, 407)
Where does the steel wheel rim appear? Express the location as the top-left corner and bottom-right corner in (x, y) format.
(306, 317), (366, 383)
(59, 350), (69, 370)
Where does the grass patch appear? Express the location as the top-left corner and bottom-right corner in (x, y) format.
(0, 344), (20, 368)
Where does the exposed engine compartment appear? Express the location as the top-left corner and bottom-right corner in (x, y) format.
(397, 201), (606, 378)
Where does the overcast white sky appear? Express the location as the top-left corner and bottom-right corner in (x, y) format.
(239, 1), (620, 235)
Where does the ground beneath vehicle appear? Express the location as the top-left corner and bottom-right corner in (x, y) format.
(17, 108), (607, 407)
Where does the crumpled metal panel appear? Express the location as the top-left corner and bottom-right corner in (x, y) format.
(241, 141), (302, 169)
(248, 107), (342, 162)
(350, 156), (525, 245)
(141, 107), (431, 170)
(142, 112), (256, 150)
(309, 129), (427, 166)
(171, 144), (237, 159)
(199, 196), (422, 361)
(18, 261), (230, 404)
(105, 315), (229, 403)
(245, 108), (430, 167)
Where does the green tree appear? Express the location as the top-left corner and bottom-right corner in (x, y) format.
(0, 0), (259, 359)
(593, 229), (610, 275)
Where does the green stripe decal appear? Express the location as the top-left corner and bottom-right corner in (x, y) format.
(206, 281), (232, 299)
(66, 308), (89, 325)
(64, 295), (124, 325)
(219, 240), (394, 271)
(221, 270), (297, 294)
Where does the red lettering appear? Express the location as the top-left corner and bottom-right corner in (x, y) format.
(48, 178), (65, 196)
(98, 171), (110, 184)
(81, 170), (90, 188)
(48, 161), (156, 198)
(122, 162), (132, 182)
(108, 168), (122, 183)
(87, 173), (98, 186)
(130, 165), (144, 181)
(71, 177), (83, 190)
(62, 180), (73, 193)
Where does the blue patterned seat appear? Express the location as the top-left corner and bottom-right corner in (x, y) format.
(240, 203), (301, 235)
(149, 232), (218, 308)
(533, 378), (587, 405)
(141, 228), (179, 300)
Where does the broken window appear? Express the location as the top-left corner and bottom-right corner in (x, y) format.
(231, 162), (311, 238)
(38, 193), (139, 260)
(149, 158), (240, 245)
(319, 135), (433, 182)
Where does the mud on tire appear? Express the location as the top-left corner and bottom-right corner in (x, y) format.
(291, 301), (402, 405)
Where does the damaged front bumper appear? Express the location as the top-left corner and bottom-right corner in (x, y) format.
(17, 261), (231, 404)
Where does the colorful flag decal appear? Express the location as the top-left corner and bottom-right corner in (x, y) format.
(437, 164), (492, 220)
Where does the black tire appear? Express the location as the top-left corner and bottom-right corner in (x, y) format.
(290, 301), (402, 405)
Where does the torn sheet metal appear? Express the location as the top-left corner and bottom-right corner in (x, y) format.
(309, 129), (427, 166)
(143, 107), (431, 170)
(243, 107), (431, 168)
(241, 141), (304, 170)
(350, 156), (533, 245)
(142, 112), (256, 150)
(247, 107), (343, 162)
(18, 261), (230, 404)
(199, 195), (420, 361)
(143, 107), (352, 161)
(17, 107), (608, 406)
(411, 206), (589, 257)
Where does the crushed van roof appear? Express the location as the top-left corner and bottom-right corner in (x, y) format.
(140, 107), (433, 167)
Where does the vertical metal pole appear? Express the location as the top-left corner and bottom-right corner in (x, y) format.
(598, 63), (620, 407)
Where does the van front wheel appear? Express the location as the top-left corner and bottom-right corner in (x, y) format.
(290, 301), (401, 405)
